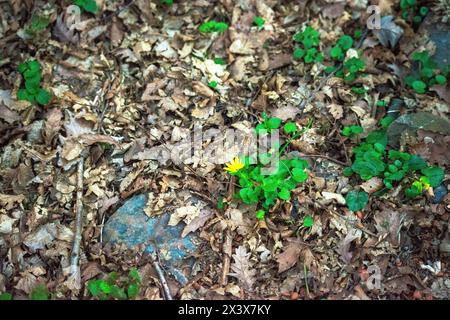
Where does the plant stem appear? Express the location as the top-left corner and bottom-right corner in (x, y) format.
(304, 262), (310, 297)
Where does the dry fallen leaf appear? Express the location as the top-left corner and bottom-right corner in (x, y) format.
(44, 108), (63, 145)
(110, 17), (124, 47)
(337, 228), (362, 264)
(0, 194), (25, 210)
(276, 242), (303, 273)
(181, 208), (213, 238)
(327, 103), (344, 119)
(360, 177), (384, 194)
(229, 245), (256, 291)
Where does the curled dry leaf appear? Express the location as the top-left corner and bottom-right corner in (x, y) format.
(44, 108), (63, 145)
(276, 242), (303, 273)
(337, 228), (362, 264)
(430, 85), (450, 103)
(0, 104), (20, 124)
(110, 17), (124, 47)
(53, 12), (80, 44)
(168, 205), (201, 226)
(181, 208), (213, 238)
(327, 103), (343, 119)
(374, 209), (407, 247)
(360, 177), (384, 194)
(374, 16), (404, 49)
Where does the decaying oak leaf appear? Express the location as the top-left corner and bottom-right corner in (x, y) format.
(229, 245), (256, 291)
(327, 103), (344, 119)
(192, 81), (215, 98)
(61, 115), (119, 161)
(430, 85), (450, 103)
(0, 214), (17, 234)
(141, 78), (167, 102)
(271, 105), (300, 121)
(169, 205), (200, 226)
(322, 1), (346, 19)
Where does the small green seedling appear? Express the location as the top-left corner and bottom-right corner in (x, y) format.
(303, 215), (314, 227)
(17, 59), (51, 106)
(253, 16), (265, 28)
(339, 56), (365, 83)
(292, 26), (323, 64)
(353, 29), (363, 39)
(345, 190), (369, 212)
(377, 100), (386, 107)
(161, 0), (174, 5)
(74, 0), (98, 14)
(217, 197), (225, 210)
(225, 115), (312, 219)
(30, 284), (50, 300)
(255, 112), (282, 134)
(214, 57), (226, 65)
(330, 35), (353, 62)
(199, 20), (229, 33)
(326, 35), (366, 83)
(25, 15), (49, 36)
(351, 86), (368, 95)
(0, 292), (12, 300)
(208, 80), (218, 89)
(400, 0), (428, 25)
(405, 50), (448, 94)
(88, 268), (141, 300)
(342, 125), (363, 137)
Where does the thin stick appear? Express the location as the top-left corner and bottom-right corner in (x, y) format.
(150, 255), (173, 300)
(303, 262), (310, 297)
(70, 157), (85, 275)
(221, 228), (233, 286)
(221, 176), (235, 287)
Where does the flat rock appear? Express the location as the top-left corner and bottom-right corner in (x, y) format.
(103, 194), (202, 285)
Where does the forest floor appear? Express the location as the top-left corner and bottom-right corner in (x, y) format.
(0, 0), (449, 300)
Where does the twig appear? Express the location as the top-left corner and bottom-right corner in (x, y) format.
(150, 254), (173, 300)
(0, 125), (30, 147)
(221, 228), (233, 286)
(70, 157), (85, 276)
(303, 262), (310, 297)
(221, 176), (235, 286)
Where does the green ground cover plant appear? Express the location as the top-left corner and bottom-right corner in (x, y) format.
(87, 268), (141, 300)
(343, 119), (445, 211)
(405, 50), (448, 94)
(17, 59), (51, 106)
(292, 26), (323, 64)
(225, 115), (312, 220)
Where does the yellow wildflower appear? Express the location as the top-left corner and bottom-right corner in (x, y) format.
(224, 156), (245, 173)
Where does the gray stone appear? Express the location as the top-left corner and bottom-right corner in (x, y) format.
(103, 194), (202, 285)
